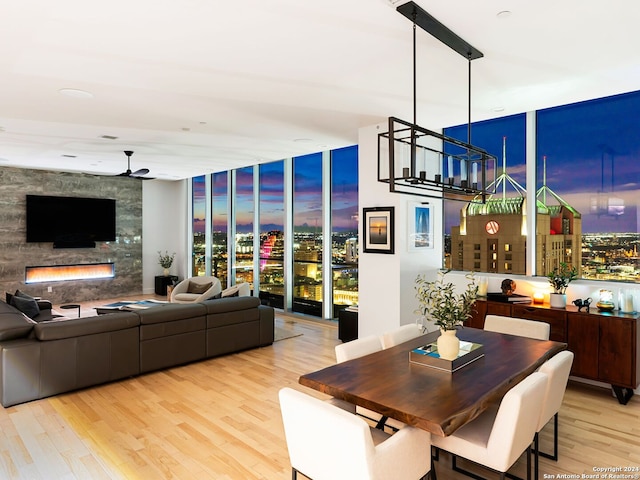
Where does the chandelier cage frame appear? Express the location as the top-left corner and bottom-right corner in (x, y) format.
(377, 1), (497, 203)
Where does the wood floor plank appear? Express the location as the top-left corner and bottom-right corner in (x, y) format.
(1, 296), (638, 479)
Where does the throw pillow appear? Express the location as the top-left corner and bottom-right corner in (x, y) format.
(15, 290), (36, 301)
(10, 295), (41, 319)
(207, 292), (222, 300)
(187, 281), (212, 294)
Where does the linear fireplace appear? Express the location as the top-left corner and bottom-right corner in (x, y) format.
(25, 263), (115, 283)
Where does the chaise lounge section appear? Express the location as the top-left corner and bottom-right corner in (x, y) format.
(0, 296), (274, 407)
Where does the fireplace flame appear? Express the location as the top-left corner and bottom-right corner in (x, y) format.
(25, 263), (115, 283)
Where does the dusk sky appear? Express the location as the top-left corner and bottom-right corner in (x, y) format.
(444, 90), (640, 234)
(192, 145), (359, 234)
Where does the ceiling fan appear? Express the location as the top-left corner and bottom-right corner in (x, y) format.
(117, 150), (152, 179)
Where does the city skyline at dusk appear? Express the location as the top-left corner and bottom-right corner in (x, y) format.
(445, 90), (640, 235)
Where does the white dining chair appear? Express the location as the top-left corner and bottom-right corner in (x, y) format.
(279, 387), (432, 480)
(484, 314), (550, 341)
(432, 371), (548, 480)
(333, 335), (394, 429)
(335, 334), (383, 363)
(380, 323), (425, 349)
(534, 351), (574, 479)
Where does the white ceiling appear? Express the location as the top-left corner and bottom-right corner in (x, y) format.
(1, 0), (639, 181)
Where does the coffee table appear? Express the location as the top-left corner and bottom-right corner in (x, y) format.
(95, 299), (168, 314)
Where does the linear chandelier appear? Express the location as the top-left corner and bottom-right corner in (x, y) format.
(378, 1), (496, 202)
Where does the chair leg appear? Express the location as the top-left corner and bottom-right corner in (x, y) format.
(539, 413), (559, 461)
(375, 415), (389, 430)
(292, 467), (297, 479)
(534, 434), (540, 480)
(450, 451), (529, 480)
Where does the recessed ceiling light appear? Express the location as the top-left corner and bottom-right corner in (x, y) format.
(182, 127), (191, 132)
(497, 10), (512, 19)
(58, 88), (94, 99)
(293, 138), (313, 143)
(61, 154), (77, 158)
(100, 135), (118, 140)
(492, 106), (505, 112)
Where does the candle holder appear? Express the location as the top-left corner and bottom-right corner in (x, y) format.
(596, 289), (615, 311)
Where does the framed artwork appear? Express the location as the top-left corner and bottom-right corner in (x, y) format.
(408, 202), (433, 250)
(363, 206), (395, 254)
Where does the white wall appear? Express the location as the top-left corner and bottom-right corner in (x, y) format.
(358, 123), (444, 338)
(142, 180), (188, 294)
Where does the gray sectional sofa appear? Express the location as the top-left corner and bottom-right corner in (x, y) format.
(0, 296), (274, 407)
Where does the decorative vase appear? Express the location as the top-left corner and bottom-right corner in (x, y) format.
(549, 293), (566, 308)
(163, 267), (170, 277)
(437, 328), (460, 360)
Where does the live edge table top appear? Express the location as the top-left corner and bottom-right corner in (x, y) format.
(299, 328), (567, 437)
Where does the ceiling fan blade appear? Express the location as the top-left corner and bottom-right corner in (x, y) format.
(130, 168), (150, 177)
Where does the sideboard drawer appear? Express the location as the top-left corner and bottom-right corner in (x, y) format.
(511, 304), (567, 342)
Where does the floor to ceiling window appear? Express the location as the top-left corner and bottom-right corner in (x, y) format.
(443, 114), (527, 274)
(536, 90), (640, 282)
(331, 146), (359, 309)
(192, 175), (206, 276)
(192, 146), (358, 320)
(293, 152), (323, 316)
(259, 160), (285, 308)
(211, 172), (228, 288)
(443, 89), (640, 284)
(234, 166), (254, 288)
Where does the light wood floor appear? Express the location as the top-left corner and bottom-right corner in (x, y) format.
(1, 296), (639, 479)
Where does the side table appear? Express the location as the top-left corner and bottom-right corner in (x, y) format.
(155, 275), (179, 296)
(338, 308), (358, 342)
(60, 304), (81, 318)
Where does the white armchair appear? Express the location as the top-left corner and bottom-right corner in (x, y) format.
(170, 276), (222, 303)
(432, 371), (548, 480)
(279, 387), (432, 480)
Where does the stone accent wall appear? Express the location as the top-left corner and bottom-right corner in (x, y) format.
(0, 166), (142, 304)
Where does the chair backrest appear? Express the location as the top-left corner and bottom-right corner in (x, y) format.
(335, 334), (383, 363)
(380, 323), (424, 349)
(537, 351), (574, 430)
(484, 314), (550, 340)
(279, 387), (376, 480)
(487, 371), (548, 471)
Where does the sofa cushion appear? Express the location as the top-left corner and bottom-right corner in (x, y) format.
(187, 281), (212, 294)
(10, 295), (41, 320)
(33, 312), (140, 341)
(0, 301), (36, 340)
(135, 303), (207, 324)
(202, 296), (260, 314)
(173, 292), (202, 302)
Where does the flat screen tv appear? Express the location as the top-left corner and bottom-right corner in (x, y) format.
(26, 195), (116, 248)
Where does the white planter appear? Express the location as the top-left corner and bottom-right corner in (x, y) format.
(163, 267), (170, 277)
(549, 293), (567, 308)
(437, 328), (460, 360)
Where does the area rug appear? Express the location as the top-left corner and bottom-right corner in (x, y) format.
(274, 327), (303, 342)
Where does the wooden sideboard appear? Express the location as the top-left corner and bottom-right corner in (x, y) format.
(468, 299), (640, 404)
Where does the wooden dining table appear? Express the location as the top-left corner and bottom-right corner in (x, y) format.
(299, 327), (567, 437)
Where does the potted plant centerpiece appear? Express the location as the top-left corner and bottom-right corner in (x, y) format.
(415, 270), (478, 360)
(158, 250), (176, 276)
(547, 262), (578, 308)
